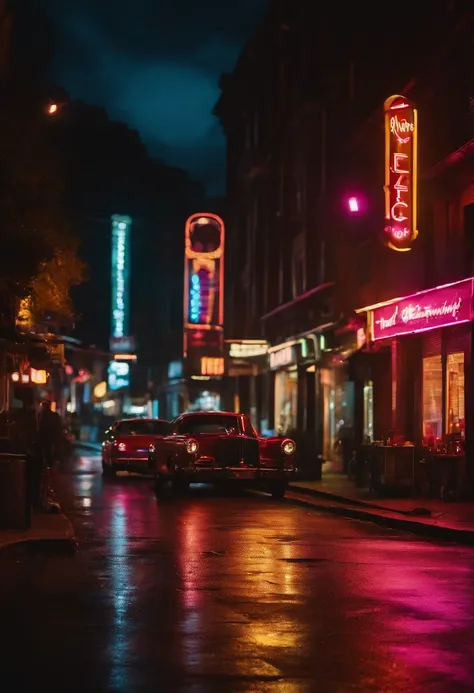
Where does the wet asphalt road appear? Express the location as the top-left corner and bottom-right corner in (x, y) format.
(1, 452), (474, 692)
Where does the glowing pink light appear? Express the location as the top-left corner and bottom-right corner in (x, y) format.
(348, 197), (359, 212)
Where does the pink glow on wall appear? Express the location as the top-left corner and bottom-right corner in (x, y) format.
(372, 278), (473, 341)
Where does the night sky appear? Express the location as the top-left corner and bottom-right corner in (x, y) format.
(42, 0), (267, 193)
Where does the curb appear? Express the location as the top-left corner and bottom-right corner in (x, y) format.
(289, 483), (422, 515)
(0, 536), (78, 554)
(0, 512), (78, 554)
(285, 490), (474, 546)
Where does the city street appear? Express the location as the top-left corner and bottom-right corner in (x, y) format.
(1, 451), (474, 693)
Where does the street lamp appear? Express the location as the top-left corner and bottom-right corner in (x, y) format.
(46, 103), (58, 116)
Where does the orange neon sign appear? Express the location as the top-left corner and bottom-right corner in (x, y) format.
(183, 213), (225, 357)
(201, 357), (224, 376)
(383, 95), (418, 252)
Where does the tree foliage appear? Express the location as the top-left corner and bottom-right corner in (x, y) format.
(30, 239), (87, 322)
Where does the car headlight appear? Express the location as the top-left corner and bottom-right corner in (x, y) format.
(186, 439), (198, 455)
(281, 439), (296, 455)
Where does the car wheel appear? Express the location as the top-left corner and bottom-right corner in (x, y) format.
(148, 454), (156, 473)
(171, 477), (189, 495)
(102, 457), (116, 477)
(154, 476), (165, 495)
(270, 482), (287, 500)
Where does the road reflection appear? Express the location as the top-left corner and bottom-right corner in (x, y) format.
(336, 539), (474, 689)
(107, 493), (134, 690)
(55, 452), (474, 691)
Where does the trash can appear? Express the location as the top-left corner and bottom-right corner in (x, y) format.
(0, 453), (31, 530)
(306, 454), (325, 481)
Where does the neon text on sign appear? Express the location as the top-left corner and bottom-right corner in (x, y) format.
(229, 342), (268, 358)
(189, 273), (201, 323)
(372, 279), (473, 340)
(108, 360), (130, 390)
(201, 357), (224, 376)
(269, 345), (295, 370)
(111, 215), (131, 338)
(383, 95), (418, 251)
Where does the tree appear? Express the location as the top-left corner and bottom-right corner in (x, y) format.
(0, 1), (86, 332)
(0, 93), (87, 329)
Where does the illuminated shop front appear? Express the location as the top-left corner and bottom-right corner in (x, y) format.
(317, 325), (367, 474)
(320, 361), (355, 473)
(270, 343), (299, 436)
(225, 340), (269, 430)
(364, 277), (473, 445)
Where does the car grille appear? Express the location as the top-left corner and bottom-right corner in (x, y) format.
(214, 437), (259, 468)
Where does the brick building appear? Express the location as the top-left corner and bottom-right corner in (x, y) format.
(215, 0), (474, 478)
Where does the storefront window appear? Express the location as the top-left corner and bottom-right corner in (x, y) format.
(422, 355), (442, 440)
(321, 368), (354, 472)
(446, 352), (465, 436)
(188, 391), (220, 412)
(274, 369), (297, 434)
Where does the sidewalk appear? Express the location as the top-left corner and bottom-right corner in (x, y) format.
(289, 473), (474, 544)
(75, 441), (101, 453)
(0, 509), (76, 552)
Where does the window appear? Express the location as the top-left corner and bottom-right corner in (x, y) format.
(274, 370), (298, 435)
(242, 416), (257, 437)
(177, 414), (240, 435)
(422, 355), (443, 440)
(116, 420), (172, 436)
(446, 352), (465, 436)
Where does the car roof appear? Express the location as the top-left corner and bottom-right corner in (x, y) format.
(178, 411), (241, 418)
(116, 418), (170, 424)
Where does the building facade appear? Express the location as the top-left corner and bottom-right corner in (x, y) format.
(215, 0), (474, 478)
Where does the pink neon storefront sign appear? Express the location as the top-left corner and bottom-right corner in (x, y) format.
(372, 279), (474, 341)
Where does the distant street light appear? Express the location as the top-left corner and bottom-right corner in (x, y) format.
(47, 103), (58, 115)
(348, 197), (359, 213)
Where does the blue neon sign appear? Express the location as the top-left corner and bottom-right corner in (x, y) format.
(189, 273), (201, 323)
(108, 360), (130, 391)
(111, 215), (131, 340)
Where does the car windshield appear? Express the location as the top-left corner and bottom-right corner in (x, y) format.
(177, 415), (240, 435)
(116, 420), (171, 436)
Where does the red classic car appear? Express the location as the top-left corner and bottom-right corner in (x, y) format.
(101, 418), (172, 476)
(148, 411), (297, 498)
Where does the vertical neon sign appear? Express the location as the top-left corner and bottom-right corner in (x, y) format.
(383, 95), (418, 252)
(189, 274), (201, 323)
(183, 213), (224, 357)
(111, 215), (131, 340)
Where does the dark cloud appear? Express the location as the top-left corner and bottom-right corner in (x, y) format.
(42, 0), (267, 193)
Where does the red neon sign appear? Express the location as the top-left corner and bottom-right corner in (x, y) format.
(384, 95), (418, 252)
